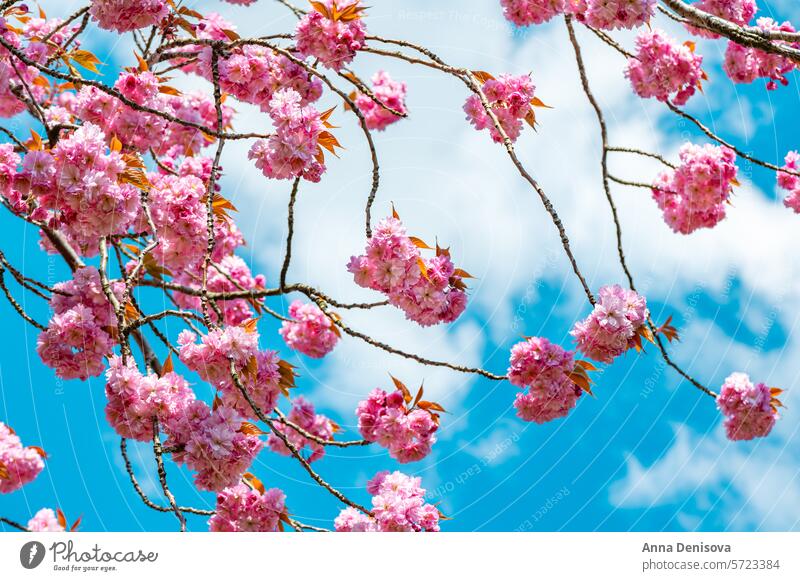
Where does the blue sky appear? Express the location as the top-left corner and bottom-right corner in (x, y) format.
(1, 0), (800, 532)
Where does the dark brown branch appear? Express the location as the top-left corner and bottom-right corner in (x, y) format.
(152, 419), (187, 531)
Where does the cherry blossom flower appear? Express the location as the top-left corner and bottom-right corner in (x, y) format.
(571, 285), (649, 363)
(335, 471), (440, 532)
(209, 482), (287, 532)
(295, 0), (367, 70)
(500, 0), (568, 26)
(248, 89), (330, 182)
(571, 0), (656, 30)
(355, 71), (408, 131)
(651, 143), (738, 234)
(0, 422), (45, 494)
(267, 397), (335, 462)
(26, 508), (65, 532)
(37, 267), (121, 380)
(717, 372), (780, 441)
(356, 386), (439, 462)
(104, 356), (195, 442)
(164, 401), (263, 492)
(464, 73), (537, 142)
(89, 0), (169, 33)
(685, 0), (758, 38)
(279, 300), (339, 358)
(508, 337), (584, 423)
(626, 29), (705, 105)
(777, 151), (800, 213)
(723, 18), (798, 90)
(348, 215), (469, 326)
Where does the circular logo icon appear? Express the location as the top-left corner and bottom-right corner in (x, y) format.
(20, 541), (46, 569)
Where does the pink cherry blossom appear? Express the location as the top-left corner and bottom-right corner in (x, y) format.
(335, 471), (440, 532)
(178, 327), (287, 420)
(626, 29), (705, 105)
(0, 422), (45, 493)
(355, 71), (408, 131)
(268, 397), (334, 462)
(189, 22), (322, 112)
(723, 18), (798, 90)
(651, 143), (738, 234)
(356, 387), (439, 462)
(248, 89), (328, 182)
(500, 0), (568, 26)
(209, 483), (287, 532)
(89, 0), (169, 33)
(295, 0), (367, 70)
(348, 215), (468, 326)
(26, 508), (65, 532)
(507, 337), (583, 423)
(104, 355), (195, 442)
(0, 15), (80, 117)
(144, 171), (244, 272)
(6, 124), (141, 257)
(164, 401), (263, 492)
(717, 372), (779, 441)
(777, 151), (800, 213)
(279, 300), (339, 358)
(685, 0), (757, 38)
(172, 255), (266, 327)
(37, 267), (122, 380)
(464, 73), (537, 143)
(571, 285), (649, 363)
(571, 0), (656, 30)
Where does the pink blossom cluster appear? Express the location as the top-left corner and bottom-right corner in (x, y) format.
(102, 333), (263, 491)
(651, 143), (738, 234)
(0, 19), (33, 118)
(156, 92), (235, 158)
(685, 0), (757, 38)
(191, 18), (322, 112)
(224, 0), (259, 5)
(507, 337), (583, 424)
(279, 301), (339, 358)
(570, 284), (649, 363)
(355, 71), (408, 131)
(777, 151), (800, 213)
(209, 483), (286, 532)
(0, 422), (44, 493)
(463, 73), (536, 143)
(89, 0), (169, 33)
(0, 15), (80, 118)
(165, 401), (264, 492)
(571, 0), (656, 30)
(1, 124), (141, 256)
(356, 388), (438, 463)
(267, 397), (334, 462)
(172, 255), (265, 327)
(178, 327), (284, 420)
(500, 0), (568, 26)
(723, 18), (798, 90)
(26, 508), (65, 532)
(248, 89), (327, 182)
(143, 171), (244, 272)
(347, 216), (468, 326)
(625, 29), (705, 105)
(717, 372), (778, 441)
(295, 0), (367, 70)
(74, 72), (167, 153)
(104, 355), (195, 442)
(335, 471), (440, 532)
(37, 267), (122, 380)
